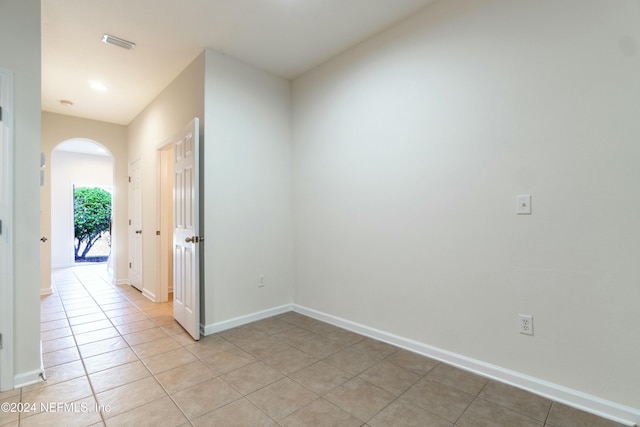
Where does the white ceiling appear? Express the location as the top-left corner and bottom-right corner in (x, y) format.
(41, 0), (437, 125)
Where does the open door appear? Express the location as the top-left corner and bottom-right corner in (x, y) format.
(173, 118), (200, 340)
(128, 159), (143, 291)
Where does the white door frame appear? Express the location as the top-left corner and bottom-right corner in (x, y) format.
(157, 143), (174, 303)
(0, 68), (15, 391)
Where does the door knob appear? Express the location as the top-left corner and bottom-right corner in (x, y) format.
(135, 230), (142, 234)
(185, 236), (194, 243)
(40, 236), (48, 243)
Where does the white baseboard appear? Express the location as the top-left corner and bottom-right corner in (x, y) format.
(40, 286), (53, 296)
(51, 263), (74, 269)
(201, 304), (293, 336)
(196, 303), (639, 425)
(15, 341), (44, 389)
(14, 370), (43, 389)
(142, 288), (156, 302)
(112, 278), (128, 286)
(292, 304), (639, 427)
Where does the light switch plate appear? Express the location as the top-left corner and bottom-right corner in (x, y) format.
(517, 195), (531, 215)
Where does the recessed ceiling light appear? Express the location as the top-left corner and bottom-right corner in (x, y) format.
(59, 99), (74, 107)
(102, 34), (135, 50)
(90, 81), (108, 92)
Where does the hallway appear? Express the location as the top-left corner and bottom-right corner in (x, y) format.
(0, 265), (626, 426)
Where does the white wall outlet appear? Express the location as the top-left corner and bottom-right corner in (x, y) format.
(517, 195), (532, 215)
(258, 275), (265, 288)
(519, 314), (534, 335)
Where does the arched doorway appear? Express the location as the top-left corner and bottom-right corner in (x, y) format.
(49, 139), (115, 277)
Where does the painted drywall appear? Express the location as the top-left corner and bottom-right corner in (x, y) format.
(0, 0), (42, 387)
(41, 112), (128, 285)
(49, 151), (113, 269)
(127, 53), (205, 302)
(203, 49), (293, 326)
(292, 0), (640, 410)
(127, 48), (293, 326)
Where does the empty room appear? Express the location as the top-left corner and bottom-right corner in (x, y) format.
(1, 0), (639, 426)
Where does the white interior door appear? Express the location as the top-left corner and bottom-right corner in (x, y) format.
(128, 159), (143, 291)
(173, 118), (200, 340)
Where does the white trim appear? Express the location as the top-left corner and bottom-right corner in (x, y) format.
(292, 304), (640, 427)
(156, 135), (175, 304)
(0, 68), (14, 392)
(40, 272), (53, 296)
(52, 263), (74, 269)
(201, 304), (293, 336)
(14, 339), (43, 388)
(13, 369), (43, 389)
(142, 288), (156, 302)
(112, 278), (129, 286)
(195, 302), (640, 425)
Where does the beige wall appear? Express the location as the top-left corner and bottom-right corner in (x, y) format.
(292, 0), (640, 414)
(127, 53), (205, 302)
(0, 0), (41, 388)
(127, 48), (294, 329)
(202, 50), (293, 330)
(41, 112), (128, 286)
(5, 0), (638, 420)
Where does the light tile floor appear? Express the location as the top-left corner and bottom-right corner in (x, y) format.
(0, 265), (627, 426)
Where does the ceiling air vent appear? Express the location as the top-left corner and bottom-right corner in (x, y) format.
(102, 34), (136, 50)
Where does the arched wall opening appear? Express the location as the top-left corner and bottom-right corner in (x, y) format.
(40, 112), (129, 295)
(50, 138), (115, 274)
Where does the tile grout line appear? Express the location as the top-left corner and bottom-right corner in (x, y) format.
(69, 268), (191, 426)
(94, 273), (205, 425)
(36, 266), (625, 427)
(32, 280), (89, 424)
(43, 266), (178, 425)
(356, 359), (434, 426)
(67, 266), (125, 426)
(63, 268), (133, 426)
(233, 317), (390, 425)
(259, 317), (473, 426)
(450, 380), (494, 426)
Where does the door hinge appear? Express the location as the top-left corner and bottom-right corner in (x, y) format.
(156, 230), (160, 236)
(0, 219), (2, 236)
(128, 176), (131, 183)
(129, 219), (131, 225)
(129, 262), (131, 268)
(0, 106), (3, 122)
(0, 333), (3, 349)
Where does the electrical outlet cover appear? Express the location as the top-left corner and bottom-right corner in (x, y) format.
(519, 314), (534, 335)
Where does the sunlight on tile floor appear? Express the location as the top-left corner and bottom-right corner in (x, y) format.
(0, 264), (626, 426)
